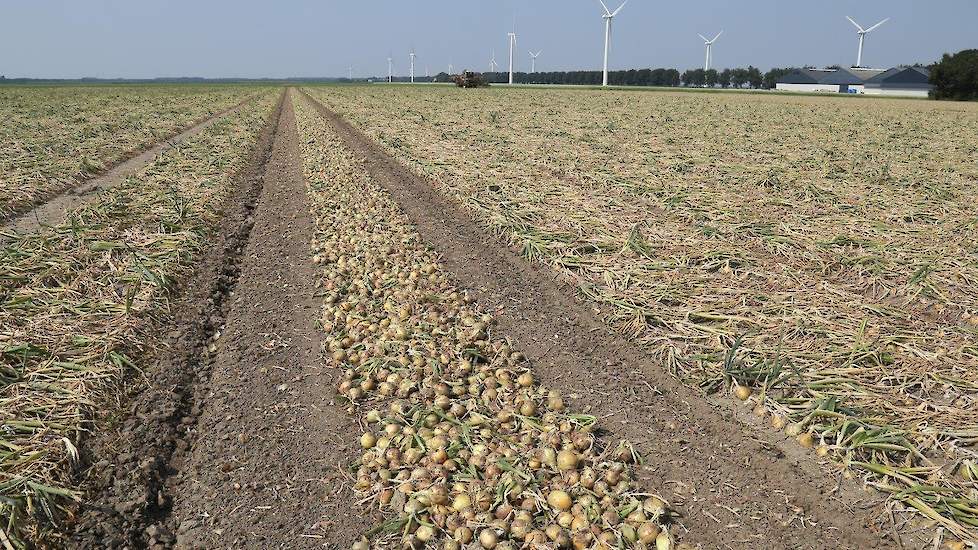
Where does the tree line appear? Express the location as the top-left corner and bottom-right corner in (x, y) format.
(430, 66), (798, 89)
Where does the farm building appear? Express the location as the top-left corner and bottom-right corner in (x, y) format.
(863, 66), (933, 97)
(776, 66), (932, 97)
(776, 67), (883, 94)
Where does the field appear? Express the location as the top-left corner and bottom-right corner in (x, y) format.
(1, 83), (976, 549)
(0, 85), (258, 219)
(310, 85), (978, 539)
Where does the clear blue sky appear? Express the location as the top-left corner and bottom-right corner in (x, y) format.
(2, 0), (975, 79)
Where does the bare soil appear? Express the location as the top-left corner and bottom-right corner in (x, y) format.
(2, 94), (259, 235)
(298, 90), (897, 550)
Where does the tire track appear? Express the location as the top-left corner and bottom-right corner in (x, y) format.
(67, 90), (285, 549)
(164, 90), (369, 549)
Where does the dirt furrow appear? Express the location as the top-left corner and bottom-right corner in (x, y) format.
(67, 90), (285, 549)
(1, 93), (261, 236)
(299, 90), (896, 550)
(161, 91), (368, 549)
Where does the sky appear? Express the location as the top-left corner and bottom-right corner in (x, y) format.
(2, 0), (976, 79)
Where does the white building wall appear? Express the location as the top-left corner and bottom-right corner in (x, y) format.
(776, 83), (843, 93)
(863, 87), (931, 98)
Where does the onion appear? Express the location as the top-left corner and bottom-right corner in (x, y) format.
(556, 449), (579, 471)
(785, 422), (804, 437)
(547, 490), (572, 511)
(733, 385), (751, 401)
(454, 527), (473, 544)
(360, 432), (376, 449)
(478, 529), (498, 549)
(415, 525), (435, 542)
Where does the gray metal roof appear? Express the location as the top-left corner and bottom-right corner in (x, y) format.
(865, 66), (931, 85)
(778, 69), (829, 85)
(848, 68), (887, 82)
(778, 67), (886, 86)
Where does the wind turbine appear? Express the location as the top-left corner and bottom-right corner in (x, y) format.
(387, 55), (393, 83)
(490, 50), (499, 73)
(348, 66), (353, 81)
(698, 31), (723, 72)
(508, 32), (517, 84)
(597, 0), (628, 87)
(846, 16), (889, 68)
(529, 50), (542, 73)
(449, 59), (454, 75)
(410, 49), (416, 83)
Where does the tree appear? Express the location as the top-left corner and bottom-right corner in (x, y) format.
(718, 69), (732, 88)
(931, 49), (978, 100)
(763, 67), (797, 89)
(705, 69), (719, 88)
(730, 68), (748, 88)
(682, 68), (706, 87)
(746, 66), (763, 89)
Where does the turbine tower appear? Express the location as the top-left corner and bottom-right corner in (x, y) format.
(698, 31), (723, 72)
(387, 55), (393, 83)
(597, 0), (629, 87)
(410, 49), (416, 83)
(529, 50), (542, 73)
(508, 32), (517, 84)
(846, 16), (889, 68)
(348, 66), (353, 81)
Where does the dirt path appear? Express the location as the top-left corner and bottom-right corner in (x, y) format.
(66, 90), (285, 549)
(299, 90), (896, 550)
(160, 91), (370, 549)
(1, 94), (259, 236)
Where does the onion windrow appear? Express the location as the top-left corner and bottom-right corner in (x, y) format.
(304, 85), (978, 544)
(294, 96), (677, 550)
(0, 91), (279, 546)
(0, 85), (261, 219)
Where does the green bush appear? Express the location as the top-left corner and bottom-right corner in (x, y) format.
(931, 49), (978, 101)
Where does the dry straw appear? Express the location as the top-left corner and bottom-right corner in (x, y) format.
(0, 91), (277, 546)
(0, 85), (252, 219)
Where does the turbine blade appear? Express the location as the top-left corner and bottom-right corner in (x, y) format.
(712, 31), (723, 42)
(611, 0), (628, 17)
(846, 16), (864, 32)
(864, 17), (889, 32)
(597, 0), (612, 15)
(698, 34), (709, 42)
